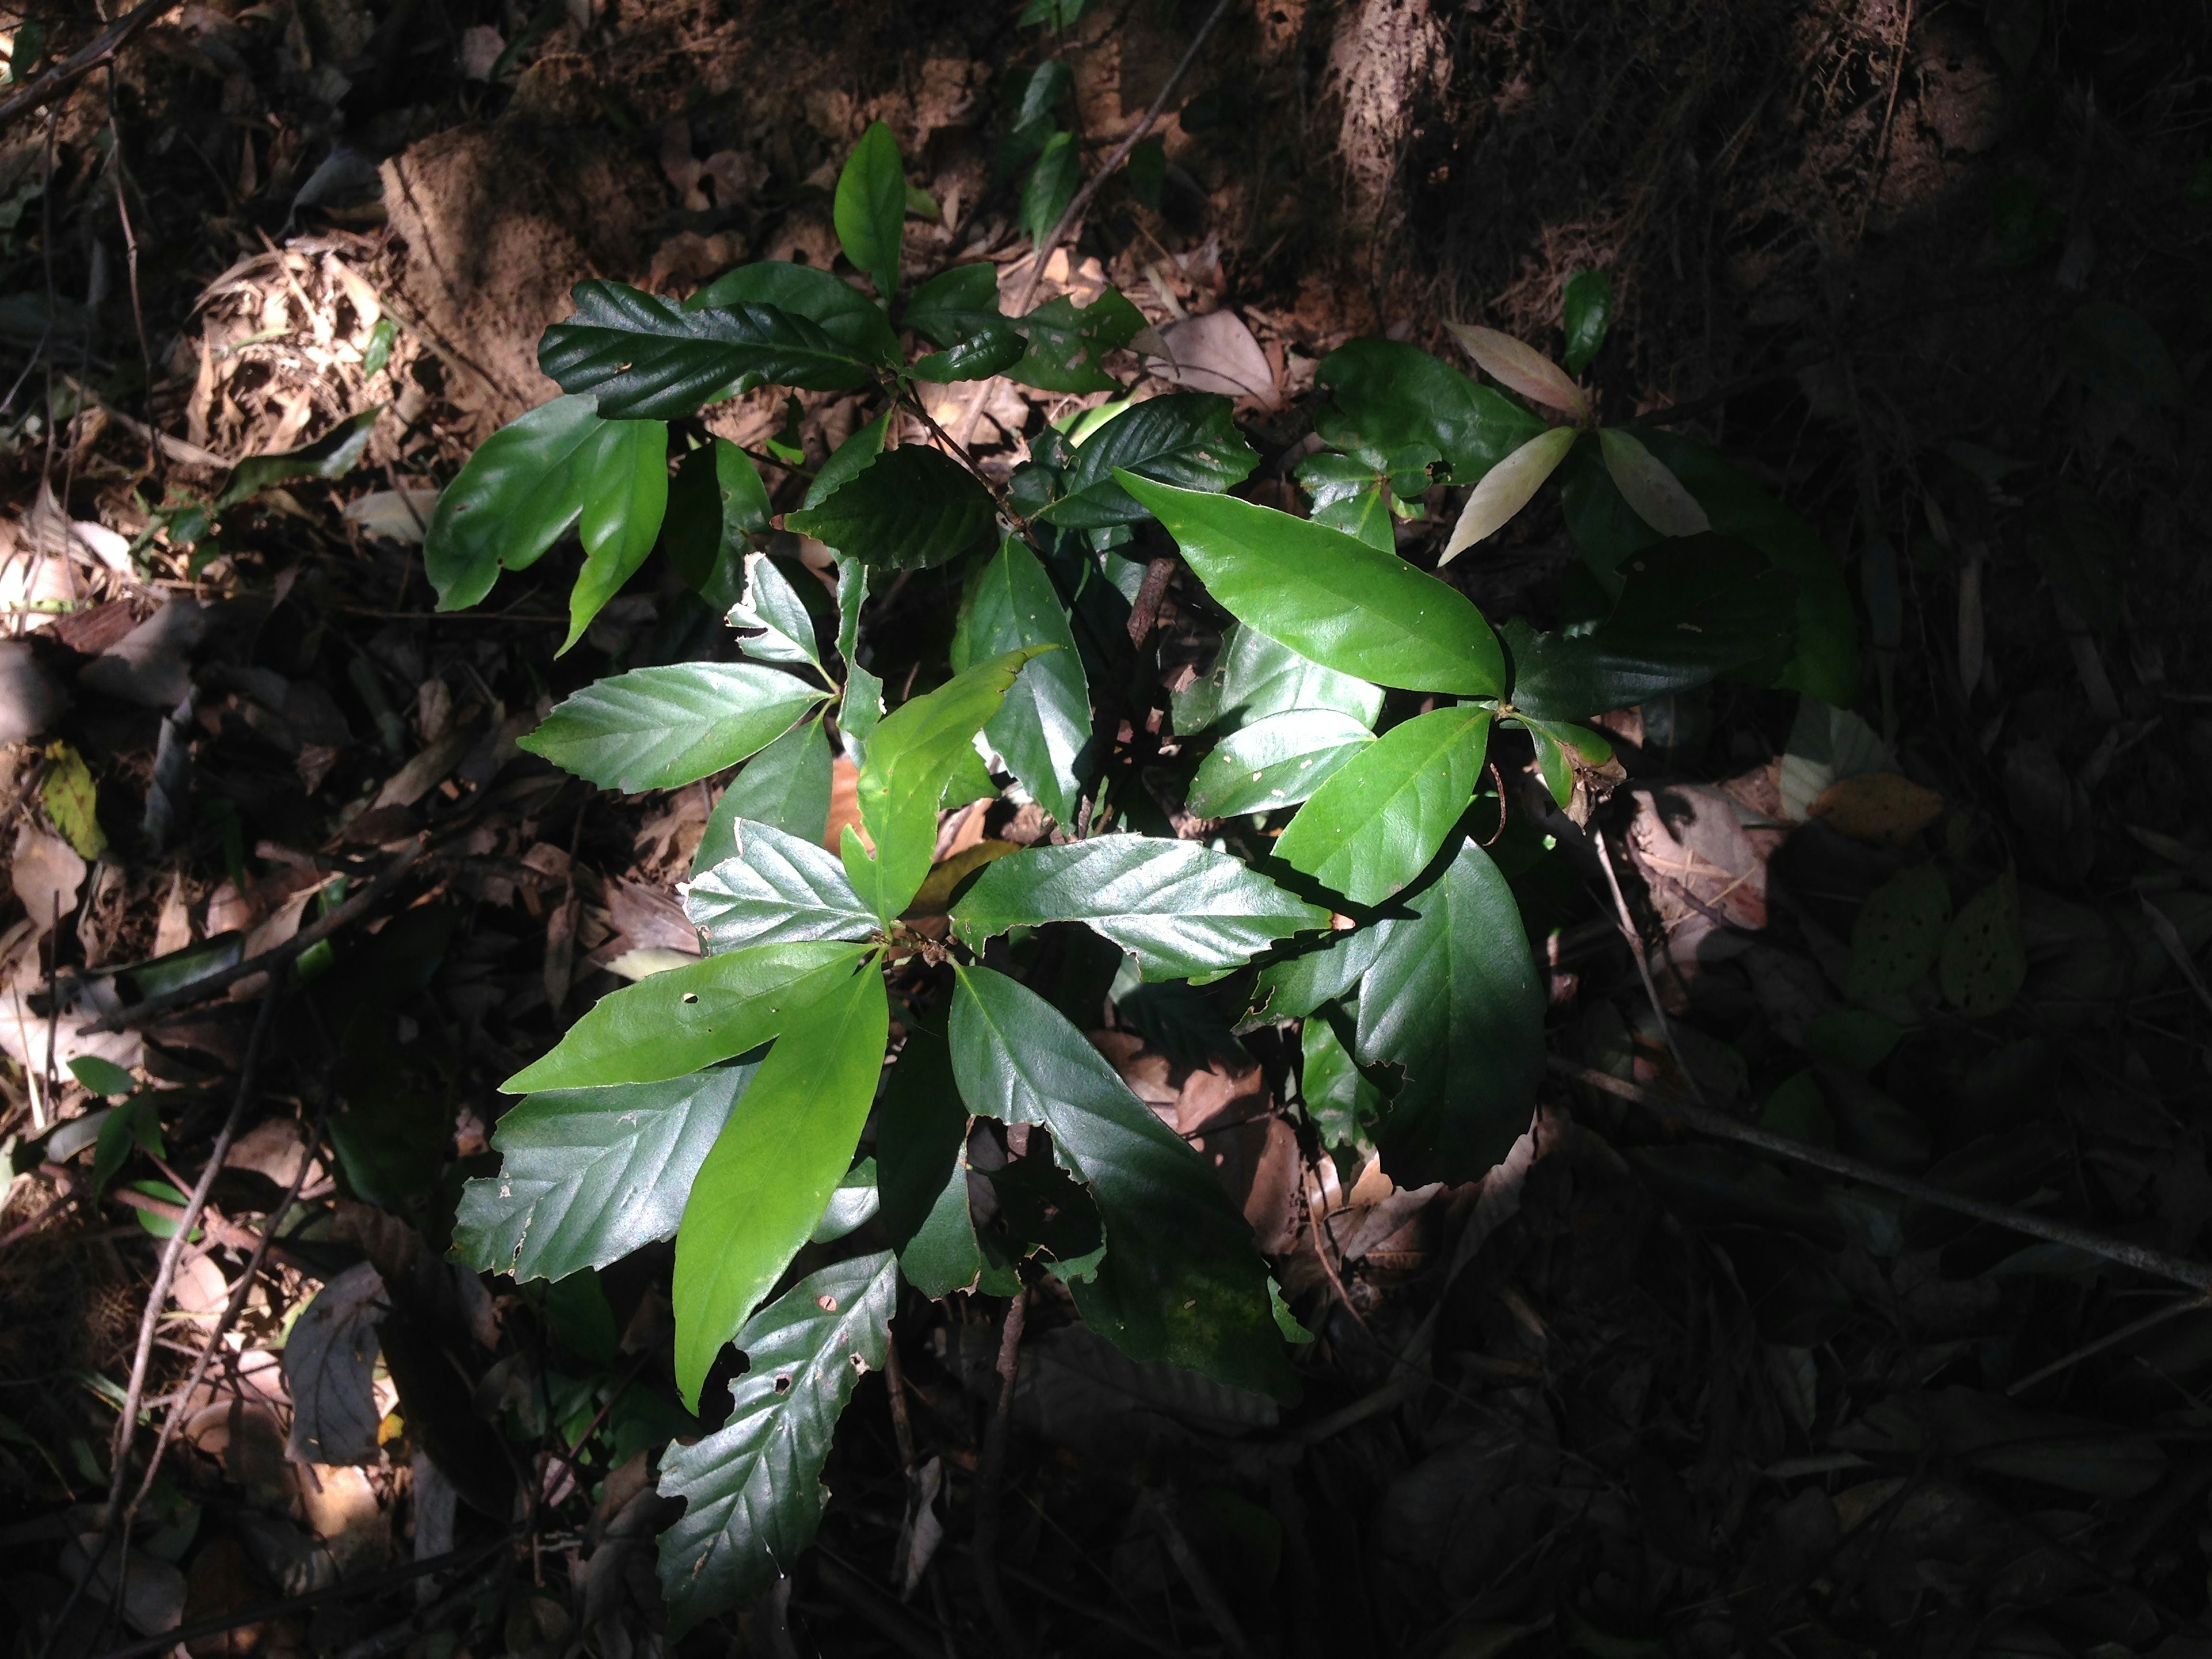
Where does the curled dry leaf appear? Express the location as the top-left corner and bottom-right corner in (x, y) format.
(1444, 321), (1589, 419)
(1142, 310), (1278, 408)
(1441, 427), (1578, 562)
(1597, 427), (1710, 538)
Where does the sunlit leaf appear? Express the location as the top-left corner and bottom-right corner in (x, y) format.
(685, 262), (901, 367)
(1038, 393), (1257, 529)
(1187, 708), (1374, 818)
(951, 539), (1088, 824)
(1009, 289), (1146, 394)
(1315, 340), (1546, 483)
(564, 416), (672, 651)
(694, 719), (834, 876)
(832, 121), (907, 302)
(688, 819), (877, 951)
(1275, 706), (1491, 905)
(785, 446), (998, 573)
(520, 662), (828, 791)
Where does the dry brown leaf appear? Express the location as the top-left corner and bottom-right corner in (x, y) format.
(1809, 771), (1945, 844)
(12, 821), (85, 935)
(1143, 310), (1279, 407)
(825, 755), (866, 853)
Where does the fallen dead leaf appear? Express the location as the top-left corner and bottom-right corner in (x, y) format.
(1143, 310), (1279, 407)
(1809, 771), (1945, 844)
(13, 821), (86, 935)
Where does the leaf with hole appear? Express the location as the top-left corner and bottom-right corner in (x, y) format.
(1187, 707), (1374, 818)
(724, 551), (823, 668)
(1008, 289), (1146, 394)
(952, 837), (1328, 980)
(520, 662), (828, 791)
(1275, 706), (1491, 906)
(453, 1066), (756, 1282)
(672, 959), (887, 1407)
(1120, 475), (1503, 695)
(949, 965), (1294, 1397)
(1037, 393), (1257, 529)
(1940, 871), (2026, 1016)
(952, 539), (1089, 824)
(503, 943), (866, 1092)
(687, 820), (877, 951)
(657, 1251), (897, 1631)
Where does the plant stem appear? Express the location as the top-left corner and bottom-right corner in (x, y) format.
(972, 1289), (1028, 1658)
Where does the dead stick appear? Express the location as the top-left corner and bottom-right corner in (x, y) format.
(85, 837), (424, 1031)
(972, 1289), (1029, 1658)
(0, 0), (168, 130)
(1552, 1058), (2212, 1293)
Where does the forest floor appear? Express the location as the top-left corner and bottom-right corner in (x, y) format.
(1, 1), (2211, 1656)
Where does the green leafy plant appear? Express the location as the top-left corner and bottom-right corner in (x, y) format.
(425, 121), (1854, 1629)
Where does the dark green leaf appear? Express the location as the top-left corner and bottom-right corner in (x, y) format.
(541, 282), (871, 420)
(1561, 270), (1613, 377)
(1940, 871), (2025, 1015)
(952, 838), (1329, 979)
(657, 1252), (897, 1631)
(1038, 393), (1258, 529)
(1003, 62), (1072, 174)
(949, 965), (1295, 1397)
(785, 446), (998, 572)
(1251, 925), (1386, 1019)
(1355, 837), (1544, 1184)
(426, 395), (606, 611)
(672, 961), (887, 1406)
(664, 438), (771, 593)
(912, 321), (1027, 382)
(218, 405), (382, 510)
(1296, 451), (1395, 552)
(1301, 1014), (1379, 1153)
(1009, 289), (1146, 394)
(725, 551), (823, 668)
(545, 1271), (620, 1365)
(694, 718), (834, 876)
(1187, 707), (1374, 818)
(68, 1055), (135, 1099)
(1021, 130), (1080, 249)
(685, 262), (901, 368)
(688, 819), (877, 950)
(92, 1097), (161, 1199)
(1019, 0), (1089, 24)
(1513, 714), (1611, 810)
(564, 416), (672, 652)
(1316, 340), (1545, 483)
(1122, 475), (1504, 695)
(1126, 132), (1166, 209)
(844, 647), (1047, 919)
(951, 539), (1089, 824)
(1846, 864), (1950, 1001)
(1275, 706), (1491, 905)
(902, 263), (1004, 349)
(802, 412), (890, 511)
(2024, 484), (2123, 635)
(833, 120), (907, 302)
(453, 1067), (754, 1282)
(1507, 535), (1797, 721)
(503, 944), (866, 1092)
(876, 1015), (982, 1297)
(519, 662), (828, 791)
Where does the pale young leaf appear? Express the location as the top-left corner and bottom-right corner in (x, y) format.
(1441, 427), (1577, 563)
(1597, 427), (1711, 539)
(1444, 322), (1589, 419)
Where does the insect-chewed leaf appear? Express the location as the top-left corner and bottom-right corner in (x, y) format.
(1275, 706), (1491, 906)
(1444, 321), (1589, 419)
(948, 965), (1296, 1398)
(1353, 836), (1545, 1185)
(1597, 427), (1710, 539)
(657, 1252), (897, 1632)
(672, 962), (887, 1407)
(502, 942), (866, 1092)
(694, 719), (834, 877)
(519, 662), (827, 792)
(951, 540), (1088, 824)
(725, 551), (822, 668)
(1037, 393), (1257, 529)
(687, 820), (877, 952)
(1120, 475), (1504, 695)
(1187, 707), (1375, 818)
(951, 838), (1328, 980)
(832, 120), (907, 302)
(1441, 427), (1578, 562)
(687, 261), (902, 366)
(540, 281), (872, 420)
(1940, 871), (2026, 1016)
(1315, 340), (1546, 482)
(453, 1067), (755, 1282)
(1008, 289), (1146, 393)
(1846, 864), (1951, 1002)
(784, 446), (998, 572)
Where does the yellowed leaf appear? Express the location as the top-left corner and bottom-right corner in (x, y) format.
(1808, 771), (1944, 844)
(1441, 427), (1578, 563)
(1444, 321), (1589, 419)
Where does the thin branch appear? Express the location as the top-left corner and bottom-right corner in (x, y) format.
(0, 0), (168, 129)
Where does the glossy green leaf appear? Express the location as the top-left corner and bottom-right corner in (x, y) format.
(503, 943), (866, 1092)
(1506, 535), (1797, 721)
(802, 412), (890, 511)
(519, 662), (828, 791)
(664, 438), (771, 595)
(218, 405), (382, 510)
(1021, 129), (1080, 249)
(1301, 1014), (1380, 1153)
(902, 263), (1004, 349)
(657, 1252), (897, 1631)
(1940, 871), (2026, 1015)
(453, 1066), (754, 1282)
(1315, 340), (1546, 483)
(687, 819), (877, 950)
(1187, 707), (1375, 818)
(844, 647), (1048, 920)
(1275, 705), (1491, 905)
(912, 321), (1027, 382)
(1297, 451), (1395, 552)
(1209, 624), (1384, 732)
(688, 261), (901, 368)
(564, 416), (672, 652)
(1120, 475), (1504, 695)
(1561, 269), (1613, 376)
(725, 551), (823, 668)
(834, 120), (907, 301)
(1846, 864), (1950, 1001)
(952, 837), (1328, 980)
(810, 1159), (880, 1243)
(840, 662), (884, 770)
(949, 965), (1294, 1397)
(672, 960), (887, 1407)
(1037, 393), (1257, 529)
(876, 1014), (982, 1298)
(785, 445), (998, 573)
(695, 720), (834, 877)
(1009, 289), (1146, 394)
(92, 1096), (162, 1199)
(426, 395), (605, 611)
(1251, 925), (1385, 1020)
(540, 282), (871, 419)
(1354, 836), (1544, 1184)
(950, 539), (1089, 824)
